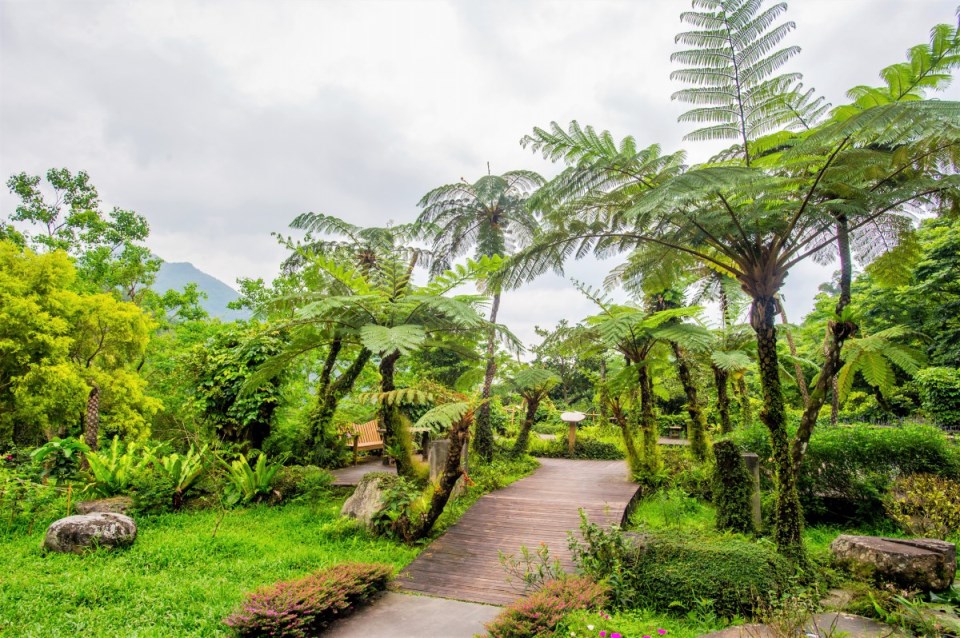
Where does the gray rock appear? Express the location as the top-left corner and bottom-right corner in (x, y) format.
(43, 512), (137, 554)
(340, 472), (395, 530)
(830, 534), (956, 591)
(74, 496), (133, 515)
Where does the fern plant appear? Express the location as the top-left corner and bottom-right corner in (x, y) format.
(220, 452), (284, 506)
(157, 445), (207, 508)
(85, 436), (157, 497)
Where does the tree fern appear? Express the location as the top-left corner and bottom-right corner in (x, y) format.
(671, 0), (804, 163)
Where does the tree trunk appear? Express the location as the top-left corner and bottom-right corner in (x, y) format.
(636, 363), (660, 474)
(306, 347), (372, 459)
(736, 373), (752, 427)
(778, 297), (810, 403)
(791, 217), (856, 474)
(611, 398), (641, 474)
(511, 398), (539, 457)
(474, 291), (501, 461)
(831, 375), (840, 425)
(378, 350), (415, 478)
(713, 365), (732, 434)
(394, 410), (472, 543)
(83, 382), (101, 451)
(597, 359), (611, 426)
(751, 293), (805, 564)
(672, 343), (710, 461)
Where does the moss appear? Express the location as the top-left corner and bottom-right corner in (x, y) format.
(713, 440), (755, 534)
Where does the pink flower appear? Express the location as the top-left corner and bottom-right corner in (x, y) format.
(658, 631), (667, 636)
(599, 632), (607, 637)
(612, 634), (622, 638)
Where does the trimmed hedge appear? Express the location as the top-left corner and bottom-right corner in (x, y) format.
(484, 576), (609, 638)
(531, 437), (625, 460)
(916, 367), (960, 428)
(223, 562), (392, 637)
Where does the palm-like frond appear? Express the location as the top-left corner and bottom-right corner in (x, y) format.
(835, 325), (926, 401)
(359, 324), (426, 356)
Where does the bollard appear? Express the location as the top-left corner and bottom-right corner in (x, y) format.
(741, 452), (762, 531)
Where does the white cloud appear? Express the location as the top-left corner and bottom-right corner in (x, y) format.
(2, 0), (957, 344)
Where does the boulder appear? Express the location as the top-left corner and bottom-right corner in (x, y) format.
(340, 472), (395, 530)
(74, 496), (133, 515)
(830, 535), (956, 591)
(43, 512), (137, 554)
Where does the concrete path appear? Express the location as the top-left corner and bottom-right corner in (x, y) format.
(324, 592), (500, 638)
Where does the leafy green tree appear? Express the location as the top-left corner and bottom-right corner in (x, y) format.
(416, 170), (544, 462)
(0, 241), (158, 447)
(5, 168), (161, 301)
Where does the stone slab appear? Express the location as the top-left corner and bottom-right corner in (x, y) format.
(323, 592), (501, 638)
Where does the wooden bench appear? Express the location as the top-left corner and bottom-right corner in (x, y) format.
(347, 419), (384, 465)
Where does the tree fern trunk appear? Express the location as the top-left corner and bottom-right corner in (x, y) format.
(792, 217), (856, 473)
(474, 291), (501, 461)
(395, 411), (472, 542)
(713, 365), (732, 434)
(672, 343), (710, 461)
(83, 382), (100, 451)
(778, 299), (810, 404)
(736, 374), (752, 427)
(637, 364), (660, 474)
(751, 293), (805, 564)
(378, 351), (415, 478)
(306, 347), (371, 461)
(612, 400), (641, 474)
(511, 398), (538, 457)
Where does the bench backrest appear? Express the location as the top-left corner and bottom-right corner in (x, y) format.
(351, 419), (382, 446)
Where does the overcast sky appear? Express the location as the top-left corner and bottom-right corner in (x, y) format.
(1, 0), (957, 348)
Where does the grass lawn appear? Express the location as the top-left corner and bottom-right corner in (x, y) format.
(0, 495), (419, 637)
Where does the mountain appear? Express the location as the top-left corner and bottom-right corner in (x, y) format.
(153, 261), (251, 322)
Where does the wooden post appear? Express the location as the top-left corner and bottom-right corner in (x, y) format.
(568, 423), (577, 456)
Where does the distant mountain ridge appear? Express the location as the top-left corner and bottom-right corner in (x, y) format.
(153, 261), (251, 322)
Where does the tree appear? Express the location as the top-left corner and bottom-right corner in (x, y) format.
(5, 168), (161, 301)
(0, 241), (158, 447)
(499, 368), (560, 457)
(282, 252), (509, 478)
(502, 2), (960, 562)
(416, 170), (544, 461)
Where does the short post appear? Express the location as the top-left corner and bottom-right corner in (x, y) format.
(741, 452), (762, 531)
(429, 439), (451, 482)
(560, 411), (587, 457)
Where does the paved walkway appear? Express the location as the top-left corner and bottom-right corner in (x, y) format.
(396, 458), (639, 605)
(323, 592), (500, 638)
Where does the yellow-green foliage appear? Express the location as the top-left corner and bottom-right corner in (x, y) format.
(0, 241), (158, 446)
(884, 474), (960, 540)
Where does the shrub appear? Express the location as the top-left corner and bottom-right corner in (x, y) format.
(130, 466), (177, 516)
(884, 474), (960, 540)
(273, 465), (333, 503)
(731, 422), (960, 523)
(532, 437), (624, 460)
(915, 367), (960, 428)
(0, 466), (65, 535)
(572, 516), (791, 618)
(29, 438), (88, 484)
(223, 562), (392, 638)
(483, 576), (609, 638)
(713, 440), (755, 534)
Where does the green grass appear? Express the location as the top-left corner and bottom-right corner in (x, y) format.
(0, 497), (418, 637)
(557, 607), (727, 638)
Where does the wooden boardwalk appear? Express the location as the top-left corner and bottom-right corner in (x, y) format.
(396, 458), (639, 605)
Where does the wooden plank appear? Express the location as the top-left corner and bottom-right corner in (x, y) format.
(398, 458), (638, 606)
